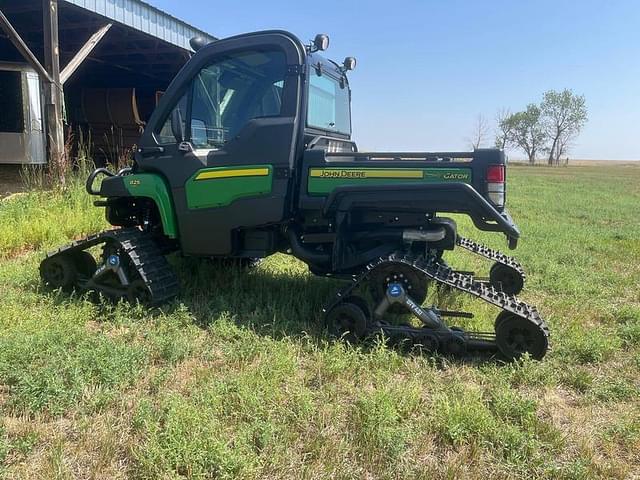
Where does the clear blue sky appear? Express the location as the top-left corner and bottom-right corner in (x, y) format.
(154, 0), (639, 160)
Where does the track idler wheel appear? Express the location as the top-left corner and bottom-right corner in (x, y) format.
(126, 279), (153, 305)
(40, 255), (78, 291)
(495, 312), (548, 360)
(325, 298), (370, 343)
(72, 251), (97, 278)
(414, 331), (439, 353)
(443, 332), (466, 355)
(369, 263), (428, 313)
(489, 263), (524, 295)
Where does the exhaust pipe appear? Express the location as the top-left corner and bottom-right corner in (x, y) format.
(347, 227), (446, 243)
(286, 227), (446, 268)
(402, 228), (446, 243)
(286, 228), (330, 266)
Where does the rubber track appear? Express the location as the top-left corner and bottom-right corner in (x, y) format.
(43, 228), (179, 305)
(456, 236), (526, 281)
(326, 251), (549, 349)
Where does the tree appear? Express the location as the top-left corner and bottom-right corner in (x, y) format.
(508, 104), (547, 164)
(468, 114), (489, 149)
(495, 108), (513, 150)
(540, 89), (587, 165)
(555, 133), (573, 163)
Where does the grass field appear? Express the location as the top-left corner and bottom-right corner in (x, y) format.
(1, 164), (639, 479)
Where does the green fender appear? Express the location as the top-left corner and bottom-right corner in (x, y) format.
(123, 174), (178, 238)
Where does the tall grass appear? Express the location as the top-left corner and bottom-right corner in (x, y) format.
(0, 177), (105, 259)
(1, 138), (111, 258)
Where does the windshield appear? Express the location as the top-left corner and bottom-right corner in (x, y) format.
(155, 49), (287, 148)
(307, 71), (351, 135)
(190, 50), (286, 147)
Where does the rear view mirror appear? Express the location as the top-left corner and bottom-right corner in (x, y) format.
(171, 108), (185, 143)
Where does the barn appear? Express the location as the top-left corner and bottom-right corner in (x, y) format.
(0, 0), (215, 165)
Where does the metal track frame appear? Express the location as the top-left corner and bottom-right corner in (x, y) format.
(324, 248), (549, 359)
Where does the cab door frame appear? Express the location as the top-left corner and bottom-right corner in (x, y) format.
(135, 31), (306, 256)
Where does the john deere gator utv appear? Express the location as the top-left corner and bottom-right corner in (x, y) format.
(40, 31), (549, 360)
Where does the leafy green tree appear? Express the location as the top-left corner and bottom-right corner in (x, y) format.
(540, 89), (587, 165)
(506, 105), (547, 164)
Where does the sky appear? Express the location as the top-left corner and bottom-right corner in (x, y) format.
(153, 0), (640, 160)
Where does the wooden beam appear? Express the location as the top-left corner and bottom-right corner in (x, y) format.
(0, 8), (53, 82)
(43, 0), (65, 168)
(14, 21), (107, 35)
(60, 23), (112, 84)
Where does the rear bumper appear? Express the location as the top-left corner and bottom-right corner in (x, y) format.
(322, 182), (521, 249)
(499, 209), (520, 249)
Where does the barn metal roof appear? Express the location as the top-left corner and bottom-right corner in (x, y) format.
(62, 0), (216, 51)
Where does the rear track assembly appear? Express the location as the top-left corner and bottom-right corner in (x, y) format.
(324, 249), (549, 360)
(455, 236), (526, 295)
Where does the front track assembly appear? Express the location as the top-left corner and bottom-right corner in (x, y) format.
(324, 248), (549, 360)
(39, 228), (179, 306)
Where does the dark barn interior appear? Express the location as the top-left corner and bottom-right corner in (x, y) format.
(0, 0), (214, 164)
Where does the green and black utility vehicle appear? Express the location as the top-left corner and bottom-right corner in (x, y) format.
(40, 31), (549, 360)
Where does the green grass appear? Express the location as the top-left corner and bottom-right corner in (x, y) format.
(0, 174), (104, 259)
(1, 164), (639, 478)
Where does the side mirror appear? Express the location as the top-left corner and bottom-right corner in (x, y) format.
(171, 108), (185, 143)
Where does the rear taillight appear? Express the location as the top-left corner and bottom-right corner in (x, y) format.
(486, 164), (505, 208)
(486, 165), (505, 183)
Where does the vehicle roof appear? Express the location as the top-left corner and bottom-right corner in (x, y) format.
(306, 51), (349, 84)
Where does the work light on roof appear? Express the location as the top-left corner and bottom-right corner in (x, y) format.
(190, 36), (210, 52)
(343, 57), (357, 71)
(312, 34), (330, 51)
